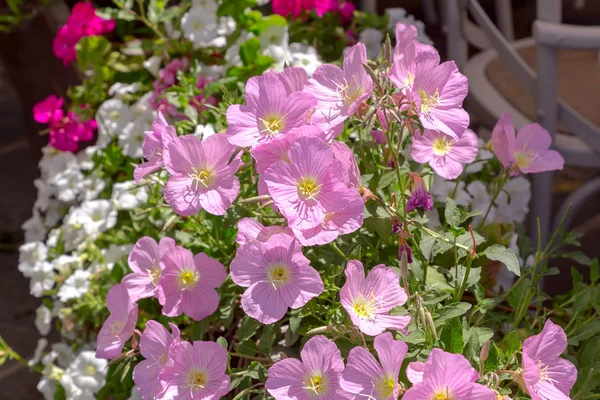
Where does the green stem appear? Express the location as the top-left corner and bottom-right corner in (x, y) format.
(456, 256), (475, 302)
(329, 243), (349, 261)
(477, 173), (508, 230)
(228, 353), (271, 363)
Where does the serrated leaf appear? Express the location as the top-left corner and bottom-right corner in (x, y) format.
(444, 198), (461, 227)
(484, 245), (520, 276)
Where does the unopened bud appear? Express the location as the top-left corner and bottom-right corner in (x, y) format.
(400, 252), (409, 281)
(362, 62), (378, 84)
(425, 310), (437, 340)
(480, 340), (490, 363)
(383, 34), (393, 66)
(279, 352), (288, 359)
(418, 306), (427, 331)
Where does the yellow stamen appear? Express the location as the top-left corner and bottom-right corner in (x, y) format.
(352, 293), (379, 319)
(179, 269), (199, 289)
(296, 176), (322, 200)
(432, 136), (452, 156)
(303, 373), (328, 395)
(189, 167), (214, 191)
(432, 387), (455, 400)
(186, 369), (208, 390)
(259, 114), (285, 137)
(267, 263), (291, 289)
(514, 150), (538, 169)
(419, 88), (440, 113)
(375, 375), (396, 398)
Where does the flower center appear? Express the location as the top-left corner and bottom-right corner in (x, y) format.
(352, 293), (378, 319)
(375, 375), (396, 398)
(178, 269), (199, 289)
(418, 88), (440, 113)
(432, 137), (452, 156)
(109, 111), (120, 121)
(514, 150), (537, 169)
(296, 176), (321, 200)
(148, 261), (162, 285)
(339, 79), (365, 107)
(303, 373), (329, 396)
(432, 387), (455, 400)
(267, 263), (291, 288)
(259, 114), (285, 137)
(86, 365), (97, 375)
(108, 320), (125, 336)
(193, 21), (202, 31)
(189, 167), (214, 190)
(186, 369), (208, 390)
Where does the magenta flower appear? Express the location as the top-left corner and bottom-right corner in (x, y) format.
(159, 340), (230, 400)
(404, 349), (496, 400)
(491, 112), (564, 175)
(134, 112), (177, 183)
(159, 246), (226, 321)
(406, 173), (434, 213)
(163, 134), (240, 216)
(412, 128), (479, 179)
(266, 335), (350, 400)
(263, 136), (353, 230)
(235, 218), (293, 246)
(121, 236), (176, 302)
(133, 320), (180, 400)
(96, 284), (138, 359)
(521, 319), (577, 400)
(226, 70), (316, 148)
(341, 332), (408, 400)
(53, 25), (80, 65)
(230, 233), (324, 324)
(305, 43), (373, 138)
(33, 95), (64, 125)
(340, 260), (410, 336)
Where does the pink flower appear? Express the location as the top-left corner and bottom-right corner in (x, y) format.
(159, 340), (230, 400)
(230, 233), (324, 324)
(412, 128), (479, 179)
(404, 349), (496, 400)
(266, 335), (350, 399)
(163, 134), (240, 216)
(226, 69), (316, 148)
(272, 0), (303, 17)
(134, 112), (178, 183)
(332, 141), (361, 189)
(371, 129), (387, 144)
(521, 319), (577, 400)
(263, 136), (354, 230)
(33, 95), (64, 124)
(159, 246), (226, 321)
(96, 284), (139, 359)
(406, 173), (434, 213)
(340, 332), (408, 400)
(305, 43), (373, 138)
(340, 260), (410, 336)
(235, 218), (293, 246)
(52, 25), (80, 65)
(338, 1), (355, 24)
(491, 112), (564, 175)
(133, 320), (180, 400)
(121, 236), (176, 302)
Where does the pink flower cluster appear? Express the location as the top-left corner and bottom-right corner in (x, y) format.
(150, 58), (218, 118)
(33, 95), (97, 152)
(272, 0), (355, 24)
(53, 2), (115, 65)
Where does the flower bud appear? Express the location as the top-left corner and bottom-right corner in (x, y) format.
(400, 251), (409, 281)
(480, 340), (490, 363)
(425, 310), (437, 340)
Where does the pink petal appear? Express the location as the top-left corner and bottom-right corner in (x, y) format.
(226, 104), (259, 148)
(241, 282), (289, 324)
(193, 253), (227, 288)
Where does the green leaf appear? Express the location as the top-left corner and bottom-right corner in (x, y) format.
(569, 320), (600, 345)
(503, 331), (521, 357)
(439, 318), (463, 353)
(237, 316), (261, 343)
(435, 302), (472, 326)
(419, 236), (437, 261)
(464, 330), (481, 366)
(444, 198), (461, 227)
(471, 327), (494, 346)
(483, 245), (521, 276)
(240, 38), (261, 66)
(591, 258), (599, 284)
(216, 336), (228, 349)
(76, 36), (112, 71)
(449, 265), (481, 289)
(377, 171), (397, 190)
(484, 343), (505, 372)
(259, 324), (277, 355)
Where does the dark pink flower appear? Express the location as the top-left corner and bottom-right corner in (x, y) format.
(33, 95), (64, 125)
(406, 173), (434, 213)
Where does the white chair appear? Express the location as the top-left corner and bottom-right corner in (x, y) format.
(445, 0), (600, 247)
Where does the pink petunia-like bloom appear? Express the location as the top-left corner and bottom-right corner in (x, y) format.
(133, 320), (180, 400)
(235, 218), (293, 246)
(520, 319), (577, 400)
(134, 112), (178, 183)
(412, 128), (479, 180)
(159, 246), (226, 321)
(404, 348), (496, 400)
(96, 284), (139, 359)
(230, 233), (324, 324)
(406, 173), (434, 213)
(163, 134), (240, 216)
(341, 332), (408, 400)
(491, 112), (564, 176)
(226, 69), (316, 148)
(33, 95), (64, 125)
(263, 136), (353, 230)
(159, 340), (230, 400)
(340, 260), (410, 336)
(305, 43), (373, 139)
(266, 335), (350, 400)
(121, 236), (176, 302)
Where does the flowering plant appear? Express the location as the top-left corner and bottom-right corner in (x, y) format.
(4, 1), (600, 400)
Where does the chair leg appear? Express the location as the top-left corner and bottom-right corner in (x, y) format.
(422, 0), (439, 25)
(530, 171), (554, 249)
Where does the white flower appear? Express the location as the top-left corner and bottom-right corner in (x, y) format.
(22, 211), (47, 242)
(77, 146), (99, 171)
(37, 377), (56, 400)
(102, 244), (134, 271)
(58, 269), (91, 302)
(78, 173), (106, 201)
(465, 138), (493, 174)
(359, 28), (384, 59)
(225, 31), (255, 67)
(119, 94), (155, 158)
(43, 199), (64, 229)
(259, 25), (290, 71)
(143, 55), (162, 77)
(35, 305), (53, 336)
(60, 373), (95, 400)
(287, 43), (322, 76)
(256, 0), (270, 4)
(108, 82), (139, 98)
(112, 181), (149, 210)
(467, 181), (494, 226)
(29, 338), (48, 366)
(193, 123), (216, 140)
(39, 147), (78, 182)
(218, 16), (236, 36)
(96, 98), (133, 138)
(191, 0), (218, 12)
(79, 200), (118, 235)
(28, 262), (55, 297)
(34, 179), (54, 212)
(386, 7), (433, 45)
(46, 228), (61, 248)
(52, 254), (81, 276)
(51, 343), (75, 368)
(494, 176), (531, 224)
(18, 241), (48, 276)
(52, 168), (84, 203)
(63, 212), (88, 252)
(181, 5), (226, 49)
(64, 351), (107, 393)
(430, 174), (471, 206)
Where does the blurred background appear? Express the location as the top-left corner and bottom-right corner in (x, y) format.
(1, 0), (599, 397)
